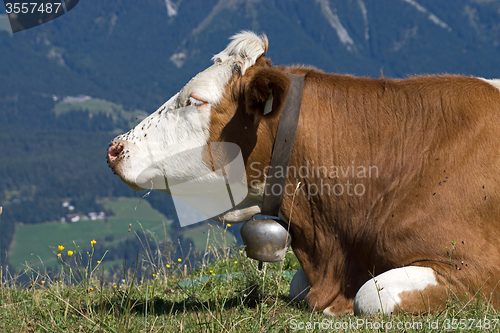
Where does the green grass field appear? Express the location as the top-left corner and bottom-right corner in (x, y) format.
(182, 222), (238, 252)
(8, 197), (239, 272)
(54, 98), (123, 116)
(53, 97), (148, 130)
(8, 197), (172, 270)
(1, 240), (498, 332)
(2, 205), (498, 332)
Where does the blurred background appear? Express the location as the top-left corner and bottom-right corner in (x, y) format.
(2, 0), (500, 274)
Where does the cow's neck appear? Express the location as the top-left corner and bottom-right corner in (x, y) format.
(219, 72), (306, 223)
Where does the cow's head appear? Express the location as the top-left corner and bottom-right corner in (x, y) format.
(107, 31), (291, 222)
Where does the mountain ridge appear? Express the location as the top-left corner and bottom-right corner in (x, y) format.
(2, 0), (500, 266)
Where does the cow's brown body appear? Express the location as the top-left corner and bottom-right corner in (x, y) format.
(108, 32), (500, 314)
(213, 62), (500, 313)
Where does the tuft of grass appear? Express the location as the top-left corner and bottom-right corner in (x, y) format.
(0, 222), (498, 332)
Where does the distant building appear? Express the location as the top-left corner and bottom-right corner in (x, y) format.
(63, 212), (107, 223)
(88, 212), (106, 221)
(66, 214), (80, 223)
(61, 95), (91, 104)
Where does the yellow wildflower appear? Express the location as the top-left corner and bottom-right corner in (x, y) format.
(227, 224), (231, 227)
(177, 258), (182, 262)
(91, 239), (96, 246)
(41, 281), (45, 285)
(97, 261), (101, 264)
(57, 253), (61, 258)
(67, 250), (74, 256)
(58, 245), (64, 251)
(166, 264), (170, 268)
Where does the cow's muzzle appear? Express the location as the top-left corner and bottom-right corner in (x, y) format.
(107, 142), (124, 169)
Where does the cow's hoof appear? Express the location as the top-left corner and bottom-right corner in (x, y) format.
(290, 268), (310, 302)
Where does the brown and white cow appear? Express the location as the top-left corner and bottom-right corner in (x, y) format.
(107, 31), (500, 315)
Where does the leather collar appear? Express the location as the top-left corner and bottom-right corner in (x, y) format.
(260, 73), (305, 217)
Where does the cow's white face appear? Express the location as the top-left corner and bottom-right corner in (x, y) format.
(107, 90), (211, 191)
(107, 32), (269, 220)
(107, 63), (231, 190)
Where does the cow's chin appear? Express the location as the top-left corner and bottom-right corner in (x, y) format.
(116, 172), (159, 192)
(115, 165), (171, 193)
(122, 179), (148, 192)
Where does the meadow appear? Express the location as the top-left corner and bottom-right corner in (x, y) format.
(8, 197), (175, 270)
(1, 217), (498, 332)
(53, 97), (149, 132)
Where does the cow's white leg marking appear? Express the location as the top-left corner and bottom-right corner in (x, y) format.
(290, 268), (310, 302)
(323, 307), (336, 316)
(353, 266), (438, 315)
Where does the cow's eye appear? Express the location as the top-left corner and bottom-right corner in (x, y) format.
(186, 95), (207, 107)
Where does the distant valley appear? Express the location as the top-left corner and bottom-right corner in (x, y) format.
(2, 0), (500, 270)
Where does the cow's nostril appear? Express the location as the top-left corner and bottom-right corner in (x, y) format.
(107, 144), (124, 163)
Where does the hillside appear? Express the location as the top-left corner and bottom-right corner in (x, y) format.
(2, 0), (500, 268)
(3, 1), (500, 112)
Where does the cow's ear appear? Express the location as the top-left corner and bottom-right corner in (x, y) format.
(243, 66), (291, 121)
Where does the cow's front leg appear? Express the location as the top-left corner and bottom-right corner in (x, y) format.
(353, 266), (450, 315)
(290, 267), (356, 315)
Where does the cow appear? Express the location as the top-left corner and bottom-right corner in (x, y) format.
(107, 31), (500, 315)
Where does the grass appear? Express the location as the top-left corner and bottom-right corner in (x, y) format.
(1, 219), (499, 332)
(2, 204), (498, 332)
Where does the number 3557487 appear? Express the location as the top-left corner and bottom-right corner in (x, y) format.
(5, 2), (62, 14)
